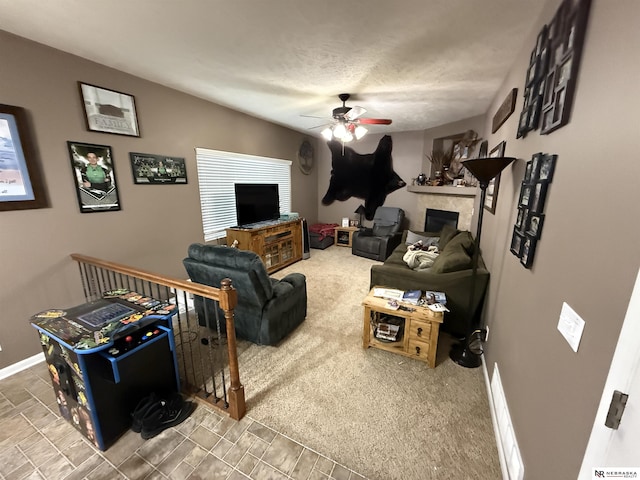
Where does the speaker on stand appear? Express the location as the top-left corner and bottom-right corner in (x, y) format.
(301, 218), (311, 260)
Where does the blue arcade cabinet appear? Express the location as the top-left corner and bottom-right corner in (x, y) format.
(30, 289), (180, 450)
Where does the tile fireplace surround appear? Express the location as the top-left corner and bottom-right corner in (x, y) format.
(407, 185), (477, 231)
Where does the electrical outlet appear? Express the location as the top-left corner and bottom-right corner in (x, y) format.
(484, 326), (490, 342)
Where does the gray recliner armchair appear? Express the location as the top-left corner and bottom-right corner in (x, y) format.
(352, 206), (405, 261)
(183, 244), (307, 345)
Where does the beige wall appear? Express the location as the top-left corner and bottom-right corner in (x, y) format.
(479, 0), (640, 478)
(0, 31), (318, 367)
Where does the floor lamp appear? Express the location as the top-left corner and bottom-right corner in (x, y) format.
(450, 156), (516, 368)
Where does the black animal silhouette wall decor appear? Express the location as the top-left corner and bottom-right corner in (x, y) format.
(322, 135), (405, 220)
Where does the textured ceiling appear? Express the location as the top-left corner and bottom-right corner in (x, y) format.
(0, 0), (545, 137)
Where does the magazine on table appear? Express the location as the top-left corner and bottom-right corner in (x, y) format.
(424, 291), (447, 305)
(402, 290), (422, 305)
(373, 288), (404, 301)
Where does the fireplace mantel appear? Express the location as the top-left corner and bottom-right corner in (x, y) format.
(407, 185), (477, 197)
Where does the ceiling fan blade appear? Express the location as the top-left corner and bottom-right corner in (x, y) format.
(308, 122), (331, 129)
(344, 106), (366, 121)
(300, 114), (328, 119)
(356, 118), (393, 125)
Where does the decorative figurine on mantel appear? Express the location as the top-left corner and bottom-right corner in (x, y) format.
(425, 130), (483, 187)
(445, 130), (482, 182)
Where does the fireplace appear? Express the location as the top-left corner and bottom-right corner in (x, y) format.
(407, 184), (476, 231)
(425, 209), (459, 232)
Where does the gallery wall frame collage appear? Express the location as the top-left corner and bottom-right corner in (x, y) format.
(510, 152), (557, 269)
(1, 82), (187, 214)
(516, 0), (591, 139)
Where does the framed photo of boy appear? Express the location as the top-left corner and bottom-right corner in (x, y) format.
(0, 104), (47, 211)
(68, 141), (121, 213)
(78, 82), (140, 137)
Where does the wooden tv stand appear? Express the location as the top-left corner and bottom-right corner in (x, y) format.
(226, 219), (303, 274)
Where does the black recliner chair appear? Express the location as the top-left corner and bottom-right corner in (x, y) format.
(351, 206), (405, 261)
(183, 244), (307, 345)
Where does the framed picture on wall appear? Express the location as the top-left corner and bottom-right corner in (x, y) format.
(510, 227), (525, 257)
(129, 152), (188, 184)
(78, 82), (140, 137)
(520, 235), (537, 269)
(539, 154), (557, 182)
(518, 183), (532, 208)
(0, 104), (47, 211)
(68, 141), (121, 213)
(515, 207), (529, 233)
(529, 182), (548, 213)
(527, 213), (545, 239)
(484, 141), (506, 215)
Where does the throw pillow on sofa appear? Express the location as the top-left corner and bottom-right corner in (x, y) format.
(405, 230), (439, 247)
(444, 231), (475, 255)
(438, 224), (460, 250)
(430, 243), (472, 273)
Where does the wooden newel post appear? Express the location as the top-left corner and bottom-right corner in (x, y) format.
(219, 278), (246, 420)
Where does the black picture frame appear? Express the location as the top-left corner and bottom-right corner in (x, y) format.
(78, 82), (140, 137)
(527, 213), (545, 239)
(517, 24), (549, 138)
(540, 0), (592, 135)
(484, 141), (506, 214)
(529, 182), (548, 213)
(530, 153), (544, 182)
(68, 141), (121, 213)
(519, 183), (532, 208)
(0, 104), (48, 211)
(523, 162), (533, 184)
(129, 152), (188, 184)
(520, 235), (538, 269)
(539, 154), (557, 182)
(510, 227), (525, 257)
(516, 208), (530, 234)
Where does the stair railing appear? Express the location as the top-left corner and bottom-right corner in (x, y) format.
(70, 253), (246, 420)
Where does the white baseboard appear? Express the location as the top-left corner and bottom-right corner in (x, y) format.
(482, 359), (524, 480)
(0, 352), (45, 381)
(482, 358), (510, 480)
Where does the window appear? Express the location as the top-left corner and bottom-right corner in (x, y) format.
(195, 148), (292, 241)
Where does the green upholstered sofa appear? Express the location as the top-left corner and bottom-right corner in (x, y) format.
(369, 225), (489, 337)
(183, 244), (307, 345)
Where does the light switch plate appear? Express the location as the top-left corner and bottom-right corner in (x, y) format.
(557, 302), (585, 352)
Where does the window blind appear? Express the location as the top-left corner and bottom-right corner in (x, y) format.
(195, 148), (292, 241)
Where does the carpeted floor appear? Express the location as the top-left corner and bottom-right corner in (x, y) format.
(230, 246), (501, 480)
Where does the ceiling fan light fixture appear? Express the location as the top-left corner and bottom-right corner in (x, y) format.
(332, 122), (347, 139)
(321, 127), (333, 140)
(354, 125), (368, 140)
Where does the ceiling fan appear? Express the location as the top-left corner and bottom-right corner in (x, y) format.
(309, 94), (392, 143)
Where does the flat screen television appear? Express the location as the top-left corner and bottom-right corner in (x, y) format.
(234, 183), (280, 226)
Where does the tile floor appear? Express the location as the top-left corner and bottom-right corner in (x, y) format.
(0, 363), (367, 480)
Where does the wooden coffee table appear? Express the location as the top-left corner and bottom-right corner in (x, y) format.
(362, 287), (443, 368)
